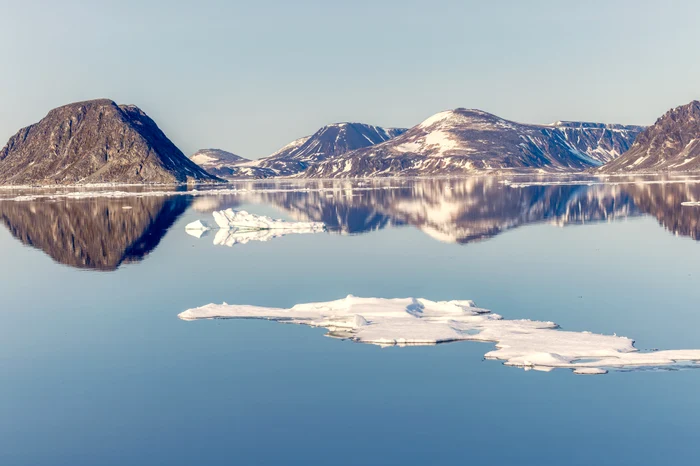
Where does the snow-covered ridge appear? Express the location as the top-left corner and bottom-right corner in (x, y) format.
(190, 149), (248, 168)
(298, 108), (644, 178)
(179, 295), (700, 375)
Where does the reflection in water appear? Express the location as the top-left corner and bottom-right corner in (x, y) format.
(236, 178), (700, 243)
(623, 183), (700, 240)
(1, 177), (699, 270)
(0, 196), (191, 271)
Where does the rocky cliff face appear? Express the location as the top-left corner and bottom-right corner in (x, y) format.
(599, 100), (700, 173)
(0, 196), (191, 270)
(0, 99), (221, 185)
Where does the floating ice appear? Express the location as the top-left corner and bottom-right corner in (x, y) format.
(186, 209), (326, 246)
(185, 220), (211, 231)
(185, 220), (212, 239)
(179, 296), (700, 375)
(211, 209), (325, 232)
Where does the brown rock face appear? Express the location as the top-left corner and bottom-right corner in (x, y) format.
(0, 99), (221, 185)
(600, 100), (700, 173)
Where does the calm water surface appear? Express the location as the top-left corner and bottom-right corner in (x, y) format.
(1, 177), (700, 465)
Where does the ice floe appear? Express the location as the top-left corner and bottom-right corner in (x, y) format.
(179, 296), (700, 375)
(211, 209), (325, 232)
(187, 208), (326, 245)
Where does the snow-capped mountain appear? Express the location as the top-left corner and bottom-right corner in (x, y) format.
(599, 100), (700, 173)
(241, 122), (407, 176)
(189, 148), (277, 179)
(296, 109), (643, 178)
(191, 148), (248, 167)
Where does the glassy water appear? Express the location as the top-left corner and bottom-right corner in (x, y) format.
(1, 177), (700, 466)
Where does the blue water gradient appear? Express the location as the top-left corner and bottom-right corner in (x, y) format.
(1, 194), (699, 465)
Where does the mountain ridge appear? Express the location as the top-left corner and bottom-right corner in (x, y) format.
(599, 100), (700, 173)
(295, 108), (643, 178)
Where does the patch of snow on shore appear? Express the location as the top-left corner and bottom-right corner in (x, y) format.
(178, 296), (700, 375)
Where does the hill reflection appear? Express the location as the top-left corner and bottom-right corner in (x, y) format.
(0, 196), (190, 270)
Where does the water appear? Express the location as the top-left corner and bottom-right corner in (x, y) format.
(1, 177), (700, 465)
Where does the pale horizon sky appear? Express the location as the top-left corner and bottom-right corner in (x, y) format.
(1, 0), (699, 159)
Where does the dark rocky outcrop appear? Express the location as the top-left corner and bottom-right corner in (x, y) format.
(600, 100), (700, 173)
(0, 99), (221, 185)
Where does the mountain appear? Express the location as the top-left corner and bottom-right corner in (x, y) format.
(0, 99), (221, 185)
(599, 100), (700, 173)
(296, 109), (643, 178)
(242, 123), (407, 176)
(191, 148), (248, 168)
(0, 196), (191, 270)
(188, 148), (275, 179)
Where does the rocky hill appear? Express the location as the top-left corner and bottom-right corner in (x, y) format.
(599, 100), (700, 173)
(0, 99), (221, 185)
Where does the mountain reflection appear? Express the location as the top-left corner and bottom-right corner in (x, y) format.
(0, 196), (190, 270)
(238, 178), (700, 243)
(1, 178), (698, 270)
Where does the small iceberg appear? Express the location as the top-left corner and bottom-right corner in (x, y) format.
(179, 296), (700, 375)
(185, 220), (212, 239)
(185, 219), (212, 231)
(186, 208), (325, 245)
(211, 208), (325, 232)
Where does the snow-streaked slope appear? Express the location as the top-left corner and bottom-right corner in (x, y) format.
(599, 100), (700, 173)
(297, 109), (642, 178)
(190, 148), (248, 167)
(179, 295), (700, 374)
(190, 148), (277, 179)
(236, 123), (407, 177)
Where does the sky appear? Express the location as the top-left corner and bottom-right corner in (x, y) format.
(1, 0), (699, 159)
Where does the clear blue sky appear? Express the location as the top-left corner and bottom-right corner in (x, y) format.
(1, 0), (698, 158)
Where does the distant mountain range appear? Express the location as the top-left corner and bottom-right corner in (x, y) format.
(297, 109), (643, 178)
(196, 110), (643, 180)
(6, 98), (700, 185)
(250, 123), (407, 176)
(599, 100), (700, 173)
(189, 148), (276, 179)
(0, 99), (220, 185)
(192, 123), (408, 179)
